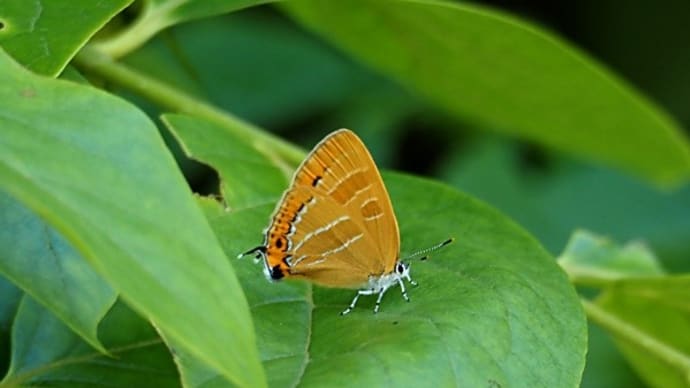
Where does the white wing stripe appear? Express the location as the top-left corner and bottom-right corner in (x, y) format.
(364, 213), (384, 221)
(327, 167), (367, 195)
(343, 184), (373, 206)
(360, 197), (378, 209)
(321, 233), (364, 258)
(293, 215), (351, 252)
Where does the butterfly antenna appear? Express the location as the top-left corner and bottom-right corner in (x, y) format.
(401, 237), (454, 262)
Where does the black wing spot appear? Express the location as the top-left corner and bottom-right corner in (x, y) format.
(270, 265), (284, 280)
(312, 175), (322, 187)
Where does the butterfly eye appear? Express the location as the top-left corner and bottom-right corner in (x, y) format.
(396, 263), (406, 274)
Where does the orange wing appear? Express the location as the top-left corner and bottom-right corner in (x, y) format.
(260, 129), (400, 288)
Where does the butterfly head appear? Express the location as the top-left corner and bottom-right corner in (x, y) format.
(395, 261), (411, 278)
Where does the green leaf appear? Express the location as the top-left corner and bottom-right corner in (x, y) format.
(593, 277), (690, 388)
(0, 0), (132, 76)
(558, 230), (665, 285)
(0, 50), (265, 387)
(93, 0), (275, 57)
(0, 191), (117, 353)
(168, 121), (587, 386)
(1, 297), (179, 386)
(229, 173), (587, 386)
(282, 0), (690, 186)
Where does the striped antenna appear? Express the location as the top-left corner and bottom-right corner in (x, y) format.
(401, 237), (454, 262)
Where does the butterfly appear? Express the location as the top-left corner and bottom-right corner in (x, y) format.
(239, 129), (452, 314)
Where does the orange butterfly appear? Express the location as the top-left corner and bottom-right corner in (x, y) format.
(239, 129), (451, 314)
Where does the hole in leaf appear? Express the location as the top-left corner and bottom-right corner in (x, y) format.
(160, 127), (220, 196)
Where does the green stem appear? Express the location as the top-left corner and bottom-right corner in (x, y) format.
(558, 261), (620, 289)
(89, 12), (163, 58)
(581, 298), (690, 378)
(72, 46), (305, 166)
(89, 1), (171, 59)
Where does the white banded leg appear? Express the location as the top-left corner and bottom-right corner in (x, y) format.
(405, 266), (418, 287)
(374, 287), (388, 314)
(341, 273), (420, 315)
(341, 289), (377, 315)
(398, 278), (410, 303)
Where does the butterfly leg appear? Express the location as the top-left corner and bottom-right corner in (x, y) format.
(341, 289), (377, 315)
(374, 287), (392, 314)
(397, 278), (411, 303)
(403, 271), (418, 287)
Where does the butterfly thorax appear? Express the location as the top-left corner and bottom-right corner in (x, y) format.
(361, 260), (410, 292)
(365, 271), (401, 292)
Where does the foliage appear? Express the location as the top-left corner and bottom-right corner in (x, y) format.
(0, 0), (689, 387)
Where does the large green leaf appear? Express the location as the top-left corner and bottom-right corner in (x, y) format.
(0, 0), (131, 76)
(558, 230), (665, 284)
(93, 0), (275, 57)
(224, 173), (587, 386)
(595, 277), (690, 388)
(1, 297), (179, 386)
(0, 50), (264, 387)
(0, 191), (117, 353)
(282, 0), (690, 186)
(168, 122), (587, 386)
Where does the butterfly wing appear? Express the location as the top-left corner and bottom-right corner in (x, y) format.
(261, 129), (400, 288)
(293, 129), (400, 265)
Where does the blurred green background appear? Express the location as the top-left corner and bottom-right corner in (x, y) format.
(111, 2), (689, 387)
